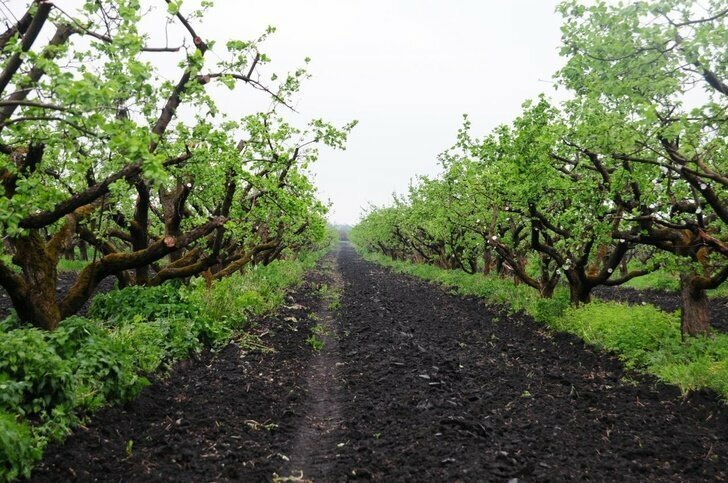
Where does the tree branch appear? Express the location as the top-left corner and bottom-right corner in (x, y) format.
(0, 1), (52, 97)
(19, 152), (192, 229)
(0, 6), (34, 50)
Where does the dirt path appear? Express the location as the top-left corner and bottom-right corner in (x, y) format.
(277, 254), (346, 481)
(33, 243), (727, 481)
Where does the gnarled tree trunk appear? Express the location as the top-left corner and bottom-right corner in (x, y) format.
(568, 275), (592, 306)
(10, 231), (62, 330)
(482, 249), (493, 275)
(679, 273), (710, 337)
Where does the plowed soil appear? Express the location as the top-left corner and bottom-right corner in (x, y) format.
(31, 243), (727, 481)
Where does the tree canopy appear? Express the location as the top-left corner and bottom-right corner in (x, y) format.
(0, 0), (355, 329)
(352, 0), (727, 337)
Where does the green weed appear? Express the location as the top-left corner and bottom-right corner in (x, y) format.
(316, 283), (342, 311)
(306, 323), (328, 350)
(125, 440), (134, 458)
(0, 412), (41, 481)
(57, 259), (90, 273)
(306, 334), (325, 351)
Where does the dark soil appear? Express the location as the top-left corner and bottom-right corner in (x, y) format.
(31, 244), (727, 481)
(594, 286), (728, 333)
(0, 272), (116, 320)
(32, 259), (343, 482)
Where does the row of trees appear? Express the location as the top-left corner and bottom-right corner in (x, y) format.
(0, 0), (354, 330)
(352, 0), (727, 337)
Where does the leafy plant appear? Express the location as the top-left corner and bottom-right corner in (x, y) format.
(125, 440), (134, 458)
(0, 328), (73, 417)
(306, 334), (325, 351)
(0, 412), (41, 481)
(89, 284), (193, 325)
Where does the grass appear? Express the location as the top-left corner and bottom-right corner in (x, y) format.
(623, 269), (679, 292)
(57, 259), (90, 273)
(357, 249), (728, 401)
(317, 283), (342, 311)
(306, 324), (329, 351)
(306, 333), (325, 351)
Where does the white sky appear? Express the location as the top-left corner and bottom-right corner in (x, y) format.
(204, 1), (566, 225)
(4, 0), (567, 225)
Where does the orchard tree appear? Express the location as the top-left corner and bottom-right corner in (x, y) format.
(350, 204), (412, 260)
(0, 0), (354, 329)
(476, 98), (648, 304)
(559, 0), (727, 335)
(470, 126), (564, 295)
(404, 177), (476, 272)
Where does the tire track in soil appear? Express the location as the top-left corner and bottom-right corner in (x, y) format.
(275, 249), (347, 482)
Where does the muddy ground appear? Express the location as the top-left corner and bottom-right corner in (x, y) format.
(30, 244), (728, 481)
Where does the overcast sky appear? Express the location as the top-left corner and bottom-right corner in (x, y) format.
(210, 0), (561, 224)
(207, 0), (561, 224)
(4, 0), (567, 225)
(203, 1), (566, 225)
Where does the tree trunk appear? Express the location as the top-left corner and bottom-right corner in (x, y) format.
(539, 258), (558, 298)
(495, 258), (504, 276)
(679, 273), (710, 337)
(569, 279), (592, 306)
(78, 239), (88, 261)
(131, 181), (150, 284)
(467, 256), (477, 274)
(12, 282), (60, 330)
(619, 259), (628, 277)
(482, 249), (492, 275)
(540, 284), (555, 298)
(161, 183), (192, 263)
(11, 234), (61, 330)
